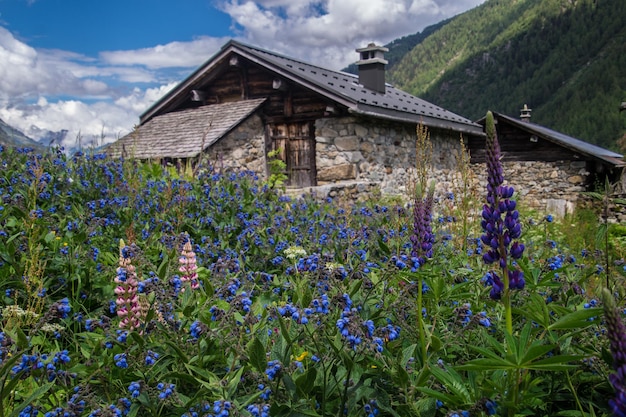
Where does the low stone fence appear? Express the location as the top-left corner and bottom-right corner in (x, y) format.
(283, 180), (381, 206)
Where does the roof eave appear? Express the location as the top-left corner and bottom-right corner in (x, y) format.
(481, 112), (625, 168)
(350, 104), (484, 136)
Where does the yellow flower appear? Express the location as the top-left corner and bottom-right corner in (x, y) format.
(294, 351), (308, 361)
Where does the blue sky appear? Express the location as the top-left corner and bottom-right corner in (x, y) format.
(0, 0), (486, 148)
(1, 0), (234, 54)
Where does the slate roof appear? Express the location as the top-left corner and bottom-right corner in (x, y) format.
(141, 40), (483, 136)
(488, 112), (625, 167)
(107, 98), (266, 159)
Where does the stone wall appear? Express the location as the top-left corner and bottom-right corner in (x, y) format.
(206, 114), (267, 175)
(313, 115), (592, 215)
(205, 113), (595, 216)
(284, 180), (381, 207)
(315, 116), (462, 196)
(498, 160), (589, 216)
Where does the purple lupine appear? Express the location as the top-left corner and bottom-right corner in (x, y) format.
(480, 111), (525, 299)
(410, 184), (435, 266)
(602, 289), (626, 416)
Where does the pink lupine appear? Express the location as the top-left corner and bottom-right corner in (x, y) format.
(115, 243), (143, 331)
(179, 240), (199, 290)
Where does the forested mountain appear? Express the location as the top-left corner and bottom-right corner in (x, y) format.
(386, 0), (626, 151)
(343, 18), (451, 75)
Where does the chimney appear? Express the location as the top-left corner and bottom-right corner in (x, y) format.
(520, 104), (532, 122)
(355, 43), (388, 94)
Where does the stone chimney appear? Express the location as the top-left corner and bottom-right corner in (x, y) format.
(520, 104), (532, 122)
(355, 43), (389, 94)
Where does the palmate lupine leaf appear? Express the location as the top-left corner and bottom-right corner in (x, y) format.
(458, 348), (579, 371)
(512, 293), (552, 329)
(458, 323), (581, 372)
(548, 307), (602, 330)
(459, 323), (581, 373)
(428, 365), (474, 404)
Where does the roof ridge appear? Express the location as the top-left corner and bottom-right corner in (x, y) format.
(230, 39), (359, 79)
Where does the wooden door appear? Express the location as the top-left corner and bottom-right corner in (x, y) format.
(270, 122), (316, 187)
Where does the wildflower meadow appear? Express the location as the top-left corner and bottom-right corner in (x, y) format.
(1, 114), (625, 417)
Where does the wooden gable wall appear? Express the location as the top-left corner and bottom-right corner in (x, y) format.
(174, 56), (337, 123)
(468, 119), (583, 164)
(169, 54), (340, 188)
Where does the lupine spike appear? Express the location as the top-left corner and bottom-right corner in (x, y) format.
(411, 181), (435, 265)
(115, 243), (143, 331)
(602, 289), (626, 416)
(480, 111), (525, 300)
(179, 238), (200, 290)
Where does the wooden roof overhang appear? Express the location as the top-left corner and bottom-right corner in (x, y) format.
(478, 112), (626, 169)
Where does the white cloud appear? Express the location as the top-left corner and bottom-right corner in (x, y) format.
(0, 27), (110, 99)
(100, 36), (230, 69)
(0, 0), (486, 150)
(0, 83), (176, 149)
(221, 0), (485, 69)
(114, 83), (179, 114)
(0, 25), (178, 147)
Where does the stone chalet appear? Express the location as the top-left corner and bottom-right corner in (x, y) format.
(106, 40), (624, 212)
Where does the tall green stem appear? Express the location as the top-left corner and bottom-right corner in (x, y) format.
(417, 276), (427, 362)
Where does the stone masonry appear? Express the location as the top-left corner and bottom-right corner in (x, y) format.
(313, 116), (591, 216)
(206, 114), (266, 175)
(205, 113), (594, 216)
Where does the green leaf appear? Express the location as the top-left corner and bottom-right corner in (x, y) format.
(457, 358), (515, 371)
(415, 386), (456, 405)
(129, 331), (145, 347)
(514, 293), (551, 328)
(166, 340), (189, 363)
(16, 327), (29, 350)
(548, 308), (602, 330)
(44, 231), (57, 244)
(519, 344), (555, 365)
(276, 314), (293, 347)
(125, 404), (141, 417)
(248, 337), (267, 373)
(524, 354), (580, 370)
(6, 231), (22, 244)
(9, 382), (54, 417)
(555, 411), (591, 417)
(402, 343), (418, 368)
(377, 237), (391, 256)
(430, 334), (442, 352)
(281, 372), (298, 397)
(429, 366), (473, 403)
(227, 366), (245, 397)
(295, 367), (317, 395)
(183, 363), (219, 382)
(468, 345), (509, 362)
(157, 254), (169, 280)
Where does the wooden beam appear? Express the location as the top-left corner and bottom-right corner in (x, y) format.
(284, 90), (293, 117)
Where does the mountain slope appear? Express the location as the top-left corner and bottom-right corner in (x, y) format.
(343, 18), (451, 75)
(388, 0), (626, 150)
(0, 118), (44, 150)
